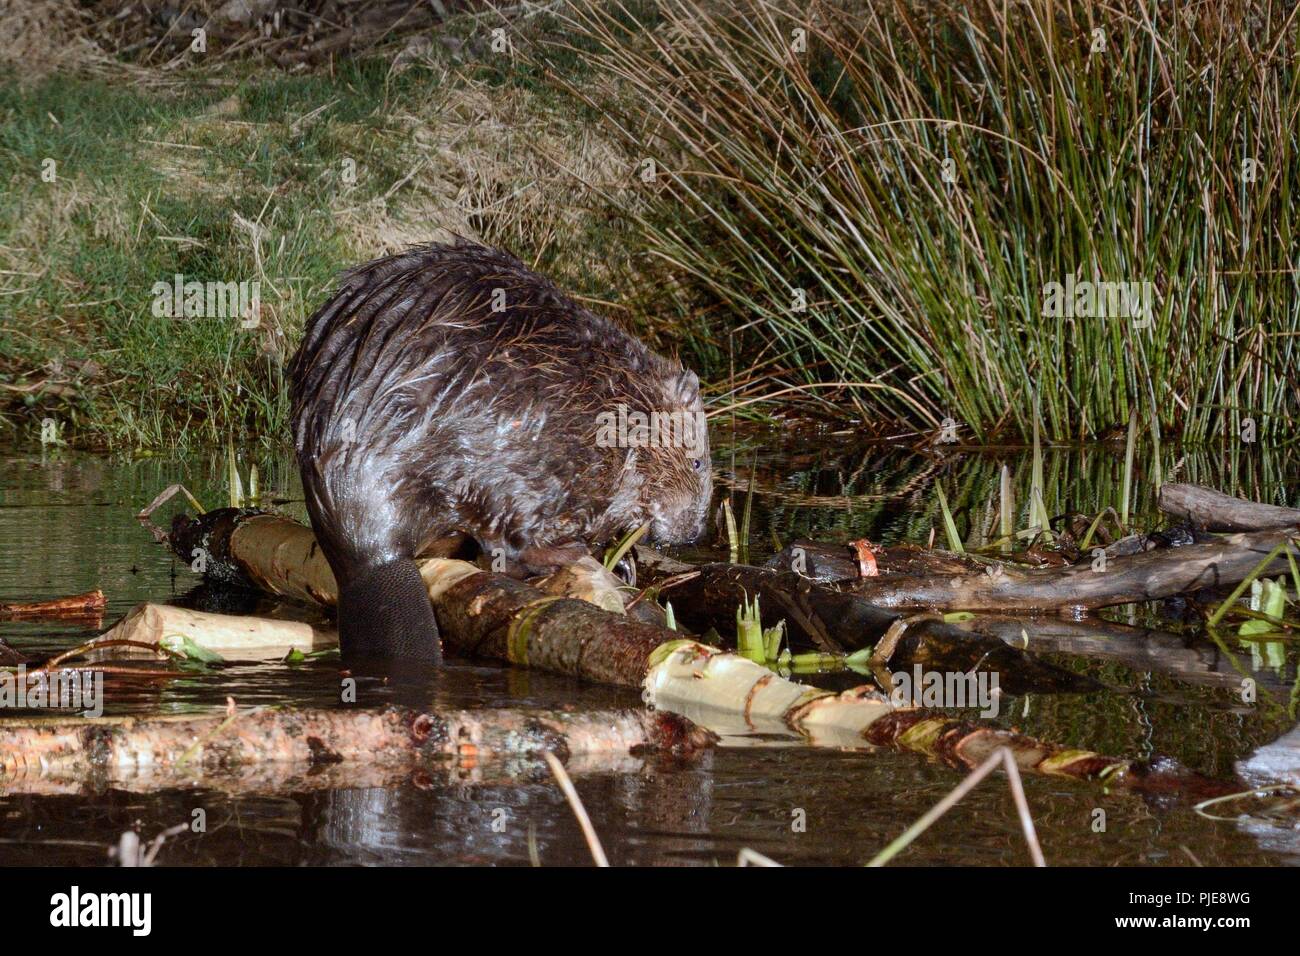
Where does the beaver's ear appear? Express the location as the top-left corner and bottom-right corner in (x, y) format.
(665, 369), (701, 408)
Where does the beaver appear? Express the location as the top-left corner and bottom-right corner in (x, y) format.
(289, 239), (712, 663)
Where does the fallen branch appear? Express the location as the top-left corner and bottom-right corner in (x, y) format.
(828, 528), (1297, 611)
(148, 508), (1238, 796)
(1159, 482), (1300, 532)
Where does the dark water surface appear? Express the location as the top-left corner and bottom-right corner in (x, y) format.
(1, 437), (1297, 866)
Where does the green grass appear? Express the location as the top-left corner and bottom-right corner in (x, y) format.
(5, 2), (1299, 451)
(0, 33), (657, 449)
(0, 61), (435, 448)
(548, 0), (1300, 442)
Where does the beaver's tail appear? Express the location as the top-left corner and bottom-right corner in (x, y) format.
(336, 558), (442, 664)
(297, 451), (442, 664)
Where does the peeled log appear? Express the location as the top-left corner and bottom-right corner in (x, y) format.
(1158, 482), (1300, 532)
(89, 602), (336, 661)
(645, 640), (1236, 799)
(0, 705), (711, 783)
(154, 508), (1241, 795)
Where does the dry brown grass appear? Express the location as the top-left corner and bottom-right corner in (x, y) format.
(0, 0), (114, 78)
(334, 70), (639, 291)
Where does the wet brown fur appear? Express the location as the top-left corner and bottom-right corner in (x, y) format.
(289, 239), (712, 590)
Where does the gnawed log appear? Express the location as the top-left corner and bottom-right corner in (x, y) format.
(861, 711), (1235, 798)
(0, 704), (711, 784)
(640, 560), (1098, 695)
(170, 509), (338, 603)
(152, 508), (1238, 795)
(88, 603), (335, 662)
(1160, 482), (1300, 532)
(645, 640), (1236, 799)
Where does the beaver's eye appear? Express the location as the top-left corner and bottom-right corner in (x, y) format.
(692, 458), (704, 472)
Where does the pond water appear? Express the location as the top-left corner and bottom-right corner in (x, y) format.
(1, 434), (1297, 866)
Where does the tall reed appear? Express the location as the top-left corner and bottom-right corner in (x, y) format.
(551, 0), (1300, 441)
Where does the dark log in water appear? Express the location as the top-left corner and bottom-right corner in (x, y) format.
(637, 557), (1097, 695)
(771, 528), (1295, 612)
(1159, 482), (1300, 532)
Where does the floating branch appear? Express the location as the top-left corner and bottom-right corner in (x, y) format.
(0, 589), (106, 620)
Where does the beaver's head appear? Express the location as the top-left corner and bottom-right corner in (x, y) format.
(621, 368), (711, 546)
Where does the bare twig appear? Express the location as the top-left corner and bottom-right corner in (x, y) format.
(867, 747), (1046, 867)
(543, 751), (609, 867)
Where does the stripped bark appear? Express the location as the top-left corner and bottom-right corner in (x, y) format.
(89, 602), (335, 661)
(645, 640), (1236, 799)
(147, 508), (1240, 795)
(0, 705), (711, 783)
(1159, 482), (1300, 532)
